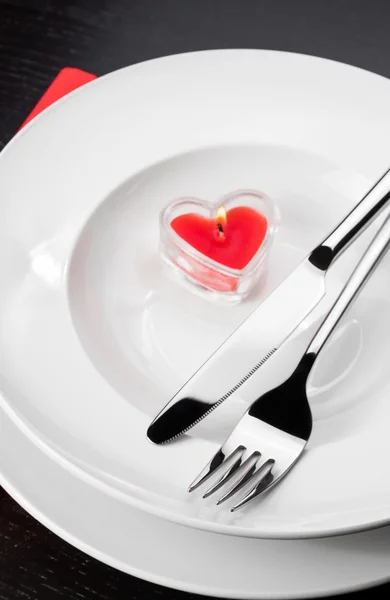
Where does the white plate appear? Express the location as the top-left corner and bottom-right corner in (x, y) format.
(2, 50), (390, 539)
(2, 405), (390, 599)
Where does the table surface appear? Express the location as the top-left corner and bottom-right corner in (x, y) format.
(1, 1), (390, 599)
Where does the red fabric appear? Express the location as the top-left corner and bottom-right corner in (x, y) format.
(18, 67), (97, 131)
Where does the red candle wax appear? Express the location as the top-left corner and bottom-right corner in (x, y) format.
(171, 206), (267, 270)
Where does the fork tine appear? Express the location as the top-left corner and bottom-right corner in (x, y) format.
(188, 445), (246, 493)
(203, 450), (261, 500)
(231, 458), (275, 512)
(202, 446), (248, 498)
(215, 451), (262, 504)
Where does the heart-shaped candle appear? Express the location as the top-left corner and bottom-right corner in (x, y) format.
(160, 190), (279, 303)
(171, 205), (267, 270)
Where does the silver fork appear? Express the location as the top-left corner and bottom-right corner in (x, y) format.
(189, 212), (390, 512)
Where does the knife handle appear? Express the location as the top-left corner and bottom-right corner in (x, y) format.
(309, 167), (390, 271)
(307, 209), (390, 358)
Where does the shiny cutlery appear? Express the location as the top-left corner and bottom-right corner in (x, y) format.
(188, 210), (390, 511)
(148, 168), (390, 445)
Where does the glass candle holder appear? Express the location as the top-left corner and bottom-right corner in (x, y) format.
(160, 189), (279, 303)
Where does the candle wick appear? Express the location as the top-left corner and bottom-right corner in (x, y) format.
(216, 221), (225, 240)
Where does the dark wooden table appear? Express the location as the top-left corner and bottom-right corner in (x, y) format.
(1, 1), (390, 599)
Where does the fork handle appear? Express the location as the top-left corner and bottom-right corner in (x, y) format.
(309, 167), (390, 271)
(307, 211), (390, 359)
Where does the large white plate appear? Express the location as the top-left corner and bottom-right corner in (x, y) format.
(1, 50), (390, 539)
(2, 406), (390, 599)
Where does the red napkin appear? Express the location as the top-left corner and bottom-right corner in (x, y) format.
(18, 67), (97, 131)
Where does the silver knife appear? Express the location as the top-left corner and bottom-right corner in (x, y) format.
(147, 167), (390, 445)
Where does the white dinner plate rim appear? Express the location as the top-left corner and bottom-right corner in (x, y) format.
(2, 404), (390, 599)
(2, 49), (390, 540)
(3, 394), (390, 542)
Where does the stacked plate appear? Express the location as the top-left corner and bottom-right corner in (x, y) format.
(2, 50), (390, 598)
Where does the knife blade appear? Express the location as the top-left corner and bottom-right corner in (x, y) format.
(147, 167), (390, 445)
